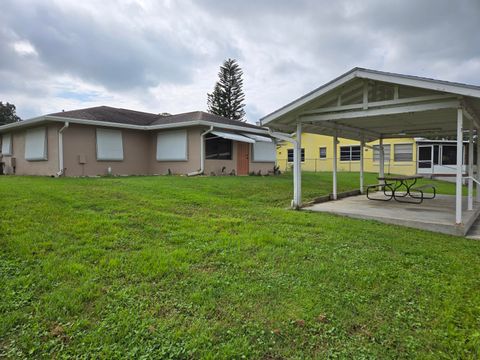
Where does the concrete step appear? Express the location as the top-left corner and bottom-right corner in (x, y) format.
(466, 217), (480, 239)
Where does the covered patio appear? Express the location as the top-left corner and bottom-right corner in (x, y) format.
(262, 68), (480, 235)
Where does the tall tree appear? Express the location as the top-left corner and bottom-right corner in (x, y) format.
(0, 102), (21, 125)
(207, 58), (246, 121)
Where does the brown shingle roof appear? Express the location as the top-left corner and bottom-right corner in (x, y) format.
(151, 111), (263, 129)
(48, 106), (264, 130)
(48, 106), (159, 126)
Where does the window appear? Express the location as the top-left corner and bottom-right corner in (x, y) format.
(441, 145), (457, 165)
(253, 142), (276, 162)
(1, 133), (12, 155)
(25, 127), (47, 161)
(287, 148), (305, 162)
(96, 128), (124, 161)
(205, 134), (232, 160)
(319, 147), (327, 159)
(340, 146), (360, 161)
(156, 129), (188, 161)
(373, 144), (391, 162)
(394, 144), (413, 162)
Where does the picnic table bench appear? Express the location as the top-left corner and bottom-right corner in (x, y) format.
(367, 175), (436, 204)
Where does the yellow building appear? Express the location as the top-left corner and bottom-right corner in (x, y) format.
(277, 133), (417, 175)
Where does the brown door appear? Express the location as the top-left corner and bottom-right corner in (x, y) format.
(236, 142), (250, 175)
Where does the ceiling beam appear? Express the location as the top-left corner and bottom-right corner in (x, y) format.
(301, 99), (460, 122)
(301, 94), (457, 116)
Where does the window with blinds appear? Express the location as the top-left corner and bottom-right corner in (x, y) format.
(373, 144), (391, 162)
(394, 144), (413, 162)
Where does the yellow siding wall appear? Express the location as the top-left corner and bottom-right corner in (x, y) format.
(277, 134), (417, 175)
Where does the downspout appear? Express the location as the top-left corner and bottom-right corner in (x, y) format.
(56, 122), (69, 177)
(188, 125), (214, 176)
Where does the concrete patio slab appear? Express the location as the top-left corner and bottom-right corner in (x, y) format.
(303, 194), (480, 236)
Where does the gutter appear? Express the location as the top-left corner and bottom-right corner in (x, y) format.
(56, 121), (69, 177)
(188, 125), (214, 176)
(0, 116), (272, 136)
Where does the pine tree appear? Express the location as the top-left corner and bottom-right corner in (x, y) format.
(207, 58), (246, 121)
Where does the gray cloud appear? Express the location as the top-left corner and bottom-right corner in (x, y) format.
(0, 0), (479, 120)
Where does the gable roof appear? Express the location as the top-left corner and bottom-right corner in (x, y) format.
(260, 67), (480, 126)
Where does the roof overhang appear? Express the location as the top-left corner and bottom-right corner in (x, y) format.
(0, 115), (272, 137)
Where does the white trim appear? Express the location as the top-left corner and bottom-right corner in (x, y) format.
(0, 115), (272, 137)
(356, 69), (480, 99)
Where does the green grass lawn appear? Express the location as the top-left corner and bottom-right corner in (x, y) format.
(1, 172), (479, 359)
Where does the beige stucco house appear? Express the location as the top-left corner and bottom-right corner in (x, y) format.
(0, 106), (276, 177)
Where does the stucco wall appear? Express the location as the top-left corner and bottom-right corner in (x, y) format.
(149, 127), (202, 175)
(277, 133), (417, 175)
(2, 124), (60, 176)
(63, 124), (150, 176)
(0, 123), (275, 177)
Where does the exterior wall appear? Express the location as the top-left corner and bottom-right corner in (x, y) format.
(1, 124), (60, 176)
(150, 127), (202, 175)
(63, 124), (150, 176)
(204, 141), (275, 175)
(1, 123), (275, 177)
(277, 133), (417, 175)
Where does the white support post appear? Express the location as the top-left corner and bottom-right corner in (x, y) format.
(360, 139), (365, 194)
(456, 109), (463, 224)
(362, 81), (369, 110)
(477, 129), (480, 202)
(379, 137), (385, 182)
(332, 132), (338, 200)
(292, 122), (302, 209)
(468, 122), (474, 210)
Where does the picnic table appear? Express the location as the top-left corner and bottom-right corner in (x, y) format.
(367, 175), (436, 204)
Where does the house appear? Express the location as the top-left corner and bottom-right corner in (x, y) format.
(0, 106), (276, 177)
(276, 134), (471, 179)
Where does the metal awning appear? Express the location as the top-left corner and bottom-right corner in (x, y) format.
(210, 131), (255, 143)
(243, 133), (272, 142)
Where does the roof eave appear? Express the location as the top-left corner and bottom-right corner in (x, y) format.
(0, 115), (271, 135)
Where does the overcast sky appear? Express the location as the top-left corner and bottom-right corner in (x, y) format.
(1, 0), (479, 122)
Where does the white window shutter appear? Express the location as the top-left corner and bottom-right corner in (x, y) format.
(2, 133), (12, 155)
(156, 130), (188, 161)
(25, 127), (47, 160)
(96, 128), (124, 161)
(253, 142), (276, 162)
